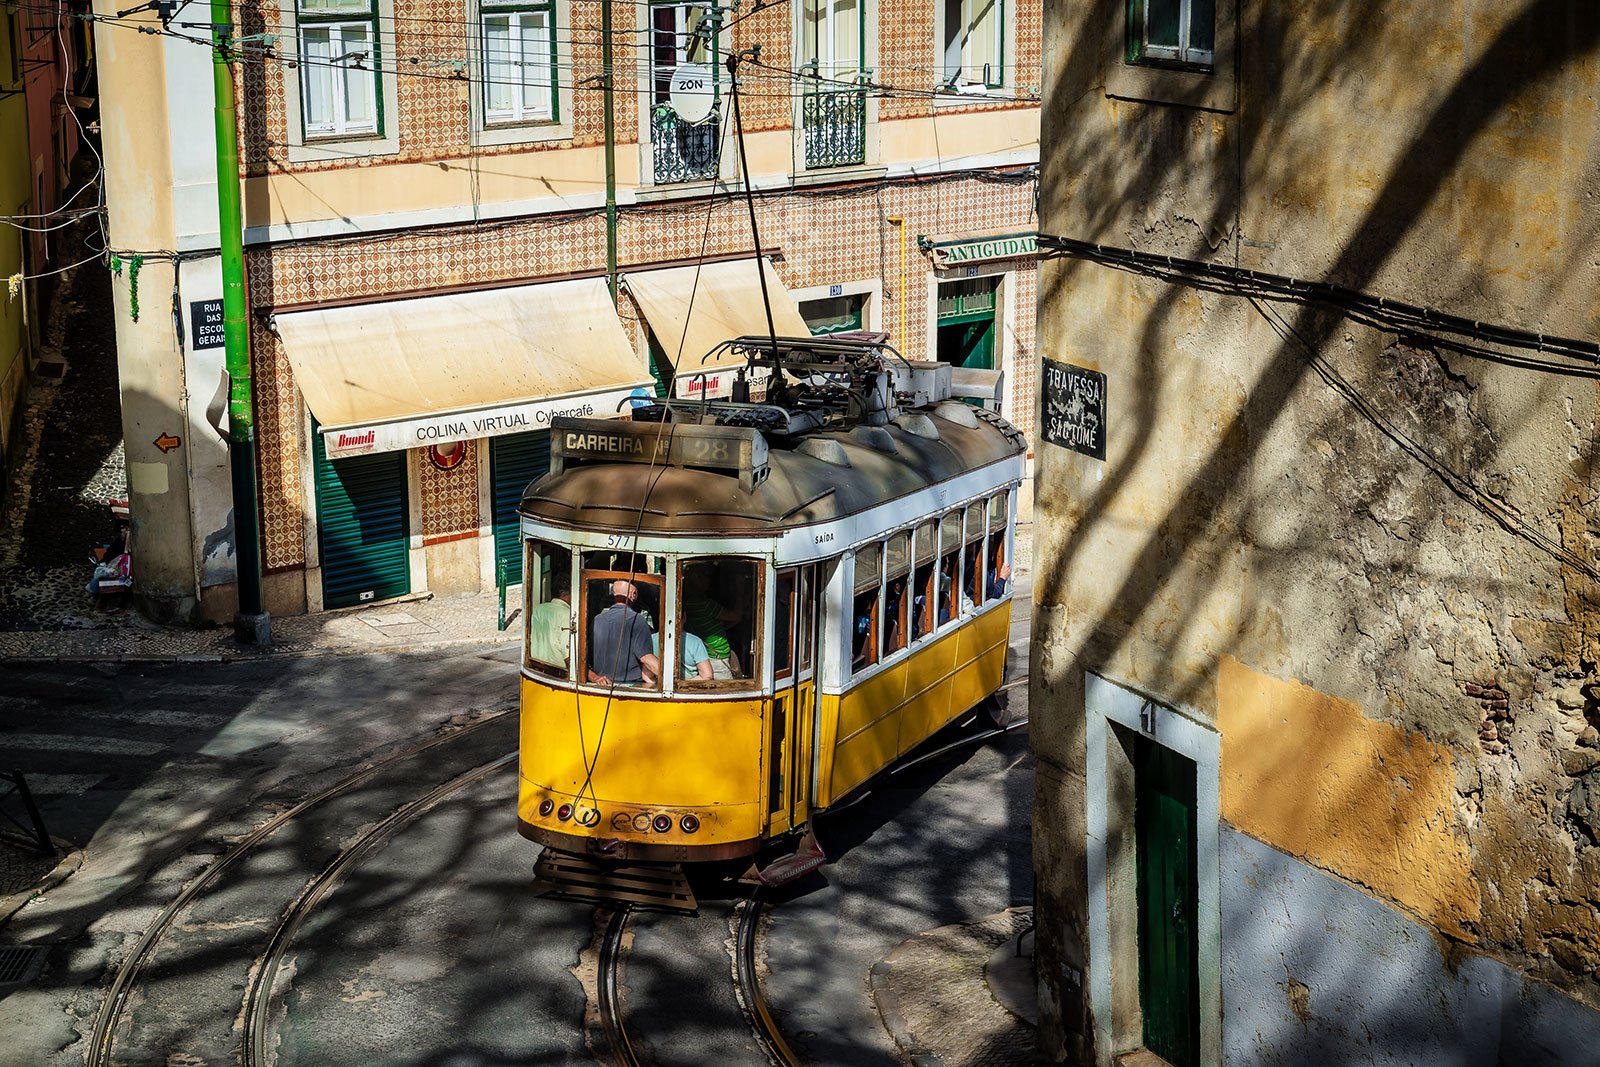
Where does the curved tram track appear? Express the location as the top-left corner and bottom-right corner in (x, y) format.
(85, 709), (516, 1067)
(596, 895), (798, 1067)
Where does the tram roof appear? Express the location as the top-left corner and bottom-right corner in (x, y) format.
(518, 406), (1024, 534)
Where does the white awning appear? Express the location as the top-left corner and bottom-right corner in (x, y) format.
(621, 257), (810, 378)
(274, 278), (651, 458)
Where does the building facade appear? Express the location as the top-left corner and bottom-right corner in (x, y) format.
(1032, 1), (1600, 1064)
(94, 0), (1041, 622)
(1, 0), (89, 509)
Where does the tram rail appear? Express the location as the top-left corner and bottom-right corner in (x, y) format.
(85, 707), (514, 1067)
(243, 752), (518, 1067)
(595, 893), (798, 1067)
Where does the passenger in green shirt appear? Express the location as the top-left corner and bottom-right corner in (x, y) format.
(682, 566), (743, 678)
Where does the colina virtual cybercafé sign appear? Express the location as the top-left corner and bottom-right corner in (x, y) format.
(920, 231), (1039, 269)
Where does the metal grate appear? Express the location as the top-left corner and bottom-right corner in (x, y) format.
(0, 945), (47, 986)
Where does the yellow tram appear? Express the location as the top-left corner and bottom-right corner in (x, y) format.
(514, 335), (1025, 903)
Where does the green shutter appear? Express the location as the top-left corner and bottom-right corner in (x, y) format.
(490, 430), (551, 584)
(313, 430), (410, 609)
(1135, 738), (1200, 1067)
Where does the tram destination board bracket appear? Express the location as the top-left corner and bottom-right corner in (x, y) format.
(1041, 358), (1106, 461)
(551, 417), (770, 492)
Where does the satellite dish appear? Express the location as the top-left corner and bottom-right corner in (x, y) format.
(669, 63), (716, 124)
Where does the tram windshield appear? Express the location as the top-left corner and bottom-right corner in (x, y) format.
(580, 551), (665, 690)
(678, 558), (760, 688)
(524, 541), (574, 678)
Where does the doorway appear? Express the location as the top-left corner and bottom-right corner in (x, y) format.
(934, 275), (998, 370)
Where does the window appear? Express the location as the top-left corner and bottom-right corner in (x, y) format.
(911, 520), (936, 641)
(937, 510), (962, 629)
(649, 1), (721, 184)
(523, 541), (573, 678)
(678, 558), (760, 688)
(4, 8), (21, 88)
(775, 568), (796, 681)
(851, 544), (881, 671)
(580, 551), (664, 691)
(987, 491), (1011, 599)
(963, 501), (985, 610)
(802, 0), (863, 81)
(940, 0), (1002, 90)
(1128, 0), (1214, 68)
(297, 0), (381, 139)
(883, 531), (910, 655)
(482, 0), (556, 125)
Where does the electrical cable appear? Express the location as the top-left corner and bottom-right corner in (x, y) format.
(1247, 296), (1600, 585)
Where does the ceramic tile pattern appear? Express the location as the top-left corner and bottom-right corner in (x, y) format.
(249, 175), (1037, 571)
(419, 438), (481, 536)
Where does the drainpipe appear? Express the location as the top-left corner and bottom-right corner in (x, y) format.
(212, 4), (269, 644)
(886, 216), (907, 354)
(602, 0), (618, 300)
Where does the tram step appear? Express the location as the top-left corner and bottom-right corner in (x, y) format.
(533, 850), (698, 913)
(751, 832), (827, 887)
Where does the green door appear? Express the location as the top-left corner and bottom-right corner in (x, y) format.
(313, 429), (410, 609)
(490, 430), (551, 585)
(1135, 737), (1200, 1067)
(935, 276), (997, 370)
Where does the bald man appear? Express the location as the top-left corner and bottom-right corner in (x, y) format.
(589, 579), (661, 686)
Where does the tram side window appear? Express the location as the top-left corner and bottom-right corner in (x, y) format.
(775, 569), (796, 681)
(524, 541), (573, 678)
(680, 558), (760, 686)
(937, 510), (963, 629)
(987, 492), (1011, 599)
(912, 520), (937, 642)
(884, 532), (910, 655)
(852, 544), (881, 672)
(580, 551), (664, 690)
(964, 502), (986, 610)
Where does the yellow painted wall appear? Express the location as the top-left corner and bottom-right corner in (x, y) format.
(1218, 655), (1481, 941)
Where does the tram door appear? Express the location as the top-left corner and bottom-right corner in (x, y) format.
(767, 564), (819, 835)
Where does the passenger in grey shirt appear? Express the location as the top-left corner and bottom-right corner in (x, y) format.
(590, 580), (661, 686)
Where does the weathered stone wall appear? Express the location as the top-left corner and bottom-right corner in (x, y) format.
(1033, 0), (1600, 1061)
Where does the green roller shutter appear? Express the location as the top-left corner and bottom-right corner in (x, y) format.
(312, 429), (411, 609)
(490, 430), (551, 585)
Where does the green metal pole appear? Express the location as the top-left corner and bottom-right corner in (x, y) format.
(211, 2), (269, 643)
(602, 0), (618, 300)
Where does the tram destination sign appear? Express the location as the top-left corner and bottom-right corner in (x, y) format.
(552, 418), (770, 492)
(1041, 358), (1106, 461)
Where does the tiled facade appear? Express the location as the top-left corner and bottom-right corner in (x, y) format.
(231, 0), (1040, 598)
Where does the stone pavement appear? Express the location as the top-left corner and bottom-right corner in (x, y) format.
(0, 589), (521, 663)
(873, 907), (1050, 1066)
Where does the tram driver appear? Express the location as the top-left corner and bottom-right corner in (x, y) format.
(590, 580), (661, 687)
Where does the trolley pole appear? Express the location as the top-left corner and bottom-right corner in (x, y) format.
(602, 0), (618, 300)
(211, 2), (270, 645)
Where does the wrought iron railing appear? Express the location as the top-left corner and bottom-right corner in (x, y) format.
(652, 104), (721, 184)
(802, 77), (867, 169)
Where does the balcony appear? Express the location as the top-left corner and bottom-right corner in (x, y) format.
(801, 75), (867, 169)
(652, 104), (721, 185)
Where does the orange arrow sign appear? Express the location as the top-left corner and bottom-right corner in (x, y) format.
(153, 432), (181, 453)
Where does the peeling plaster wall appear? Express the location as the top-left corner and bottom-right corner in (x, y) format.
(1033, 0), (1600, 1062)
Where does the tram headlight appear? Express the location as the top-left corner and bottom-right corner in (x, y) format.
(680, 814), (700, 834)
(652, 814), (673, 833)
(557, 803), (573, 822)
(539, 798), (554, 817)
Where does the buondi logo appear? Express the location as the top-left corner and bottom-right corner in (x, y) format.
(334, 430), (377, 454)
